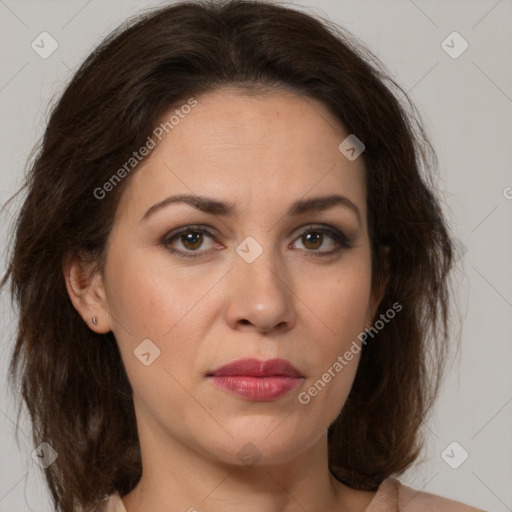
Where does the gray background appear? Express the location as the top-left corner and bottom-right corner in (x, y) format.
(1, 0), (511, 510)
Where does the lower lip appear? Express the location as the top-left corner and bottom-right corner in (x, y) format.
(208, 376), (302, 401)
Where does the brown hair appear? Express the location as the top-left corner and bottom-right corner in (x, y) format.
(1, 1), (456, 510)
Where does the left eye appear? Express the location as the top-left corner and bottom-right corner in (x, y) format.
(290, 226), (350, 255)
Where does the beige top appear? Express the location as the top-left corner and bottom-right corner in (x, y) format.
(96, 477), (487, 511)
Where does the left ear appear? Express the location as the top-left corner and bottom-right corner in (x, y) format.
(62, 251), (112, 334)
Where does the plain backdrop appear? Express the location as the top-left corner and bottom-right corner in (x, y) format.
(0, 1), (511, 511)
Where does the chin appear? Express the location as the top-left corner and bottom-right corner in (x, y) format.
(205, 422), (319, 467)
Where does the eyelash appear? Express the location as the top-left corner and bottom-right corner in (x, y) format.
(160, 224), (353, 259)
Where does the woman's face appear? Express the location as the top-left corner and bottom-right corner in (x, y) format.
(91, 88), (381, 467)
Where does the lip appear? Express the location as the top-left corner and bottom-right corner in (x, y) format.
(208, 358), (303, 378)
(207, 358), (303, 402)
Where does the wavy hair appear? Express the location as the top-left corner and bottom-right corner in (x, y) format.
(1, 1), (456, 510)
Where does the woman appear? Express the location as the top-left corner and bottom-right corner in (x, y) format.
(1, 1), (485, 511)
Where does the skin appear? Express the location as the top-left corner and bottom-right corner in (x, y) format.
(65, 87), (387, 512)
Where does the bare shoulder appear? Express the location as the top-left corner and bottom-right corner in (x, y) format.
(397, 481), (487, 512)
(91, 492), (127, 512)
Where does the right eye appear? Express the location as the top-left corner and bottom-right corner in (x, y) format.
(161, 226), (220, 258)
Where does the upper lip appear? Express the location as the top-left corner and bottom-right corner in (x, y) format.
(208, 358), (303, 378)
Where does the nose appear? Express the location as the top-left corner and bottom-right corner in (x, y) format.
(224, 246), (297, 334)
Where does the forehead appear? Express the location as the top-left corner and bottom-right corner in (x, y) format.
(118, 88), (367, 221)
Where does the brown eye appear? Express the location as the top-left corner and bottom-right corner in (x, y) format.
(180, 231), (204, 250)
(290, 225), (352, 256)
(301, 232), (323, 250)
(162, 226), (217, 258)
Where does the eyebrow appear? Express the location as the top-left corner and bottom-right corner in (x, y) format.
(140, 193), (362, 226)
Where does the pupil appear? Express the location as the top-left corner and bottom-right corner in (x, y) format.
(304, 232), (322, 249)
(183, 232), (202, 249)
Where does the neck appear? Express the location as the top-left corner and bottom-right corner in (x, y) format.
(121, 420), (375, 512)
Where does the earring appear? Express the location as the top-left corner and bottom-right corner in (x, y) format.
(91, 317), (98, 325)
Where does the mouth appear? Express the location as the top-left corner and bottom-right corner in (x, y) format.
(207, 358), (304, 402)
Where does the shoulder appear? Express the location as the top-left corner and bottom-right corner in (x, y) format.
(92, 491), (126, 512)
(95, 481), (487, 512)
(392, 478), (487, 512)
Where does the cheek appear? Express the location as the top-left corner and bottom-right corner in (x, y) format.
(296, 259), (373, 340)
(296, 345), (361, 436)
(293, 261), (372, 418)
(102, 248), (219, 387)
(103, 246), (207, 337)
